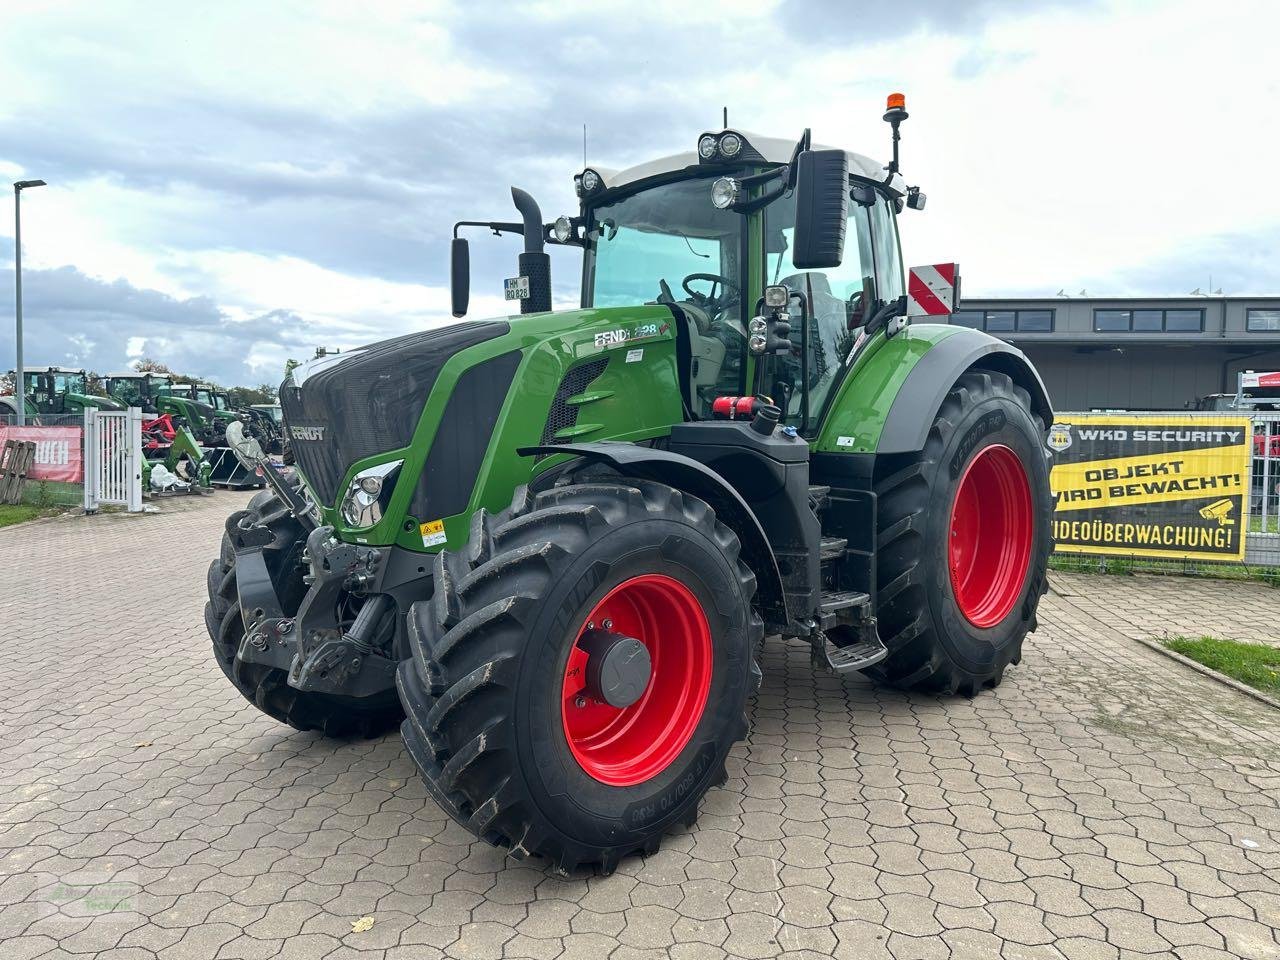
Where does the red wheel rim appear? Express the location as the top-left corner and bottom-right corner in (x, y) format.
(948, 443), (1034, 628)
(561, 574), (712, 786)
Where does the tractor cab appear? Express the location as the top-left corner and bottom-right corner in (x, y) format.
(570, 132), (909, 431)
(104, 372), (173, 412)
(6, 367), (123, 415)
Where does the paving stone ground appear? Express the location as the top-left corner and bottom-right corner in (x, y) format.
(2, 494), (1279, 960)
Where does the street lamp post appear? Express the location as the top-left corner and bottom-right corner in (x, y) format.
(13, 179), (46, 426)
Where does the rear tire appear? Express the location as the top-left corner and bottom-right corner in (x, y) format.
(871, 370), (1051, 695)
(204, 490), (402, 736)
(397, 477), (761, 873)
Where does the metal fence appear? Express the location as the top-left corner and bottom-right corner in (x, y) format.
(0, 413), (86, 507)
(1248, 411), (1280, 567)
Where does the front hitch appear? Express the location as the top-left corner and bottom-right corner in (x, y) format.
(234, 525), (399, 699)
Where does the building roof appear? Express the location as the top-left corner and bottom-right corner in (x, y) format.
(603, 131), (906, 195)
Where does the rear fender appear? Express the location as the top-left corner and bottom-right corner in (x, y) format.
(519, 442), (789, 630)
(877, 328), (1053, 454)
(815, 325), (1053, 456)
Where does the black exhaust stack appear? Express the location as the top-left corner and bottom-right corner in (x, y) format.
(511, 187), (551, 314)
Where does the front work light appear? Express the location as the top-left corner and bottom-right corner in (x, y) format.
(553, 216), (574, 242)
(580, 169), (601, 193)
(718, 132), (742, 157)
(698, 134), (718, 159)
(763, 284), (790, 309)
(710, 177), (740, 209)
(341, 460), (403, 529)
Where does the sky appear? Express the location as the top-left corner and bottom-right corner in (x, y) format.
(2, 0), (1279, 387)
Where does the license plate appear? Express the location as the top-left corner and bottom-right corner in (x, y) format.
(504, 276), (530, 300)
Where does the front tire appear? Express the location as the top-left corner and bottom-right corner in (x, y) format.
(872, 370), (1052, 695)
(397, 477), (761, 873)
(204, 490), (402, 736)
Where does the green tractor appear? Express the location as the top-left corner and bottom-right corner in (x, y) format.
(209, 97), (1053, 872)
(2, 367), (123, 419)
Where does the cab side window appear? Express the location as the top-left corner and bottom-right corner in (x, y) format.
(868, 198), (904, 302)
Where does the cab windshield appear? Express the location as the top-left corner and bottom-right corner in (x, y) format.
(586, 177), (746, 415)
(29, 372), (85, 395)
(194, 389), (213, 406)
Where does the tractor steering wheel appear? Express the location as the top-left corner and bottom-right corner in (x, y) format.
(681, 273), (739, 316)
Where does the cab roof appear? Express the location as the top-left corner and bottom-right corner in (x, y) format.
(597, 131), (906, 196)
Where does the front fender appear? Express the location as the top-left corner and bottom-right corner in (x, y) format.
(519, 441), (789, 630)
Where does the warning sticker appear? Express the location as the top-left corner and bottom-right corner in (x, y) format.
(419, 519), (447, 548)
(1049, 414), (1252, 560)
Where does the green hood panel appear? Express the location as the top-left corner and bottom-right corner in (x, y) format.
(303, 305), (683, 551)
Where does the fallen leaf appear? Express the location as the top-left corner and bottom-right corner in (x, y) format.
(133, 742), (153, 748)
(351, 916), (375, 933)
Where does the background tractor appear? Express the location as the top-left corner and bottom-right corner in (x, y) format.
(208, 96), (1054, 873)
(2, 367), (123, 419)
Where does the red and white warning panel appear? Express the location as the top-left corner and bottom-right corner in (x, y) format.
(906, 262), (960, 317)
(1241, 371), (1280, 389)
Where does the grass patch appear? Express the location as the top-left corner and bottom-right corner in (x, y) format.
(0, 504), (45, 528)
(1251, 514), (1279, 534)
(1163, 635), (1280, 697)
(1049, 552), (1280, 585)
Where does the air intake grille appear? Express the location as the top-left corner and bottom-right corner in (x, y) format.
(539, 357), (609, 449)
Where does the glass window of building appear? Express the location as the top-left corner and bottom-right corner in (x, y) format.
(984, 311), (1016, 332)
(1132, 310), (1163, 331)
(1094, 310), (1130, 331)
(1246, 308), (1280, 331)
(1163, 309), (1203, 332)
(1017, 310), (1053, 331)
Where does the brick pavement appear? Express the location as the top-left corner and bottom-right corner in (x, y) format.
(1, 495), (1279, 959)
(1050, 570), (1277, 648)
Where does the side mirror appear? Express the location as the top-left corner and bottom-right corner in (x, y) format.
(791, 149), (848, 269)
(450, 237), (470, 318)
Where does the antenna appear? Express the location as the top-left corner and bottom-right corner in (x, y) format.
(583, 123), (587, 168)
(723, 106), (728, 128)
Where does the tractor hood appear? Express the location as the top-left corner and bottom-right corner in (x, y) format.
(77, 393), (125, 411)
(281, 320), (510, 507)
(278, 304), (683, 549)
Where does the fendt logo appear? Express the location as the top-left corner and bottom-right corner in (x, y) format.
(290, 425), (326, 441)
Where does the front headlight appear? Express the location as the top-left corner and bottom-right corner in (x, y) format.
(341, 460), (403, 529)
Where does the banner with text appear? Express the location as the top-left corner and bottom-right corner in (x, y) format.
(1048, 414), (1252, 561)
(0, 425), (84, 483)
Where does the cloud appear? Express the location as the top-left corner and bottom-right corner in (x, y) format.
(1, 0), (1278, 387)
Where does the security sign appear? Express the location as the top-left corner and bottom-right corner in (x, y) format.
(1049, 414), (1252, 561)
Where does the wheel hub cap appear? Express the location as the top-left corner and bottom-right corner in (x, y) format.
(581, 630), (652, 709)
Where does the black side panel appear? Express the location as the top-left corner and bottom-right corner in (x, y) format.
(413, 350), (523, 521)
(281, 321), (508, 506)
(538, 357), (609, 450)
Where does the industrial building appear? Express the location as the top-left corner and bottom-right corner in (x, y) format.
(947, 296), (1280, 411)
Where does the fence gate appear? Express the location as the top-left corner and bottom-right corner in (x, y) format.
(83, 407), (144, 513)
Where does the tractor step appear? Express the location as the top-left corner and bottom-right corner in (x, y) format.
(818, 589), (871, 628)
(808, 484), (831, 511)
(817, 631), (889, 674)
(819, 536), (848, 562)
(814, 590), (886, 673)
